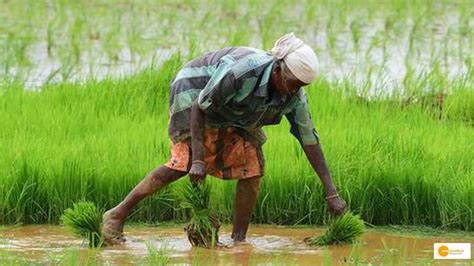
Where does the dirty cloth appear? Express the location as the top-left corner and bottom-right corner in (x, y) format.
(169, 46), (319, 146)
(165, 127), (264, 179)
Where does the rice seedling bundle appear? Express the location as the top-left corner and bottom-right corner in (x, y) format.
(307, 212), (365, 246)
(60, 201), (105, 248)
(177, 181), (220, 248)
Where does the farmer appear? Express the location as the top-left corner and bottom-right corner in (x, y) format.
(102, 33), (347, 244)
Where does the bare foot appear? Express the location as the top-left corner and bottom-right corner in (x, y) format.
(221, 239), (252, 250)
(232, 239), (252, 247)
(102, 209), (126, 245)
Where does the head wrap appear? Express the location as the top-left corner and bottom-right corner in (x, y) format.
(271, 33), (319, 84)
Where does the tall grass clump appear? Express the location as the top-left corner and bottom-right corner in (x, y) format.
(60, 201), (104, 248)
(177, 181), (220, 248)
(307, 212), (365, 246)
(146, 241), (170, 265)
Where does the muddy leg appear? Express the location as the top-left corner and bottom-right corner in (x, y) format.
(231, 176), (261, 242)
(102, 166), (186, 245)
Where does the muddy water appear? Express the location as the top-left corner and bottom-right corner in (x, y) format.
(0, 225), (472, 265)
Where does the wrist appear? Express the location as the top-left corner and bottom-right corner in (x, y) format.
(324, 186), (337, 197)
(192, 159), (206, 166)
(191, 152), (204, 163)
(325, 193), (339, 200)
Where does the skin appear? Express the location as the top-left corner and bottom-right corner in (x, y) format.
(102, 59), (346, 245)
(270, 63), (347, 215)
(189, 61), (346, 241)
(102, 166), (186, 245)
(188, 103), (206, 184)
(188, 102), (261, 242)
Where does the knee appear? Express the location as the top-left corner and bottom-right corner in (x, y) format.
(149, 166), (187, 186)
(239, 176), (261, 193)
(250, 176), (261, 193)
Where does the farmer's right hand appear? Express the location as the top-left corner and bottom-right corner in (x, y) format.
(189, 161), (206, 184)
(327, 196), (347, 216)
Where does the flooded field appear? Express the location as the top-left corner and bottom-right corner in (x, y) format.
(1, 1), (473, 91)
(1, 225), (472, 265)
(1, 2), (473, 265)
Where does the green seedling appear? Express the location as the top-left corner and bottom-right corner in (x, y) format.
(307, 212), (364, 246)
(60, 201), (104, 248)
(177, 181), (220, 248)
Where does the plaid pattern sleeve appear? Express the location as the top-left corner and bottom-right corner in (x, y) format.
(285, 90), (320, 145)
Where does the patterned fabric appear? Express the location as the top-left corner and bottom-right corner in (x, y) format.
(165, 127), (264, 179)
(168, 47), (319, 146)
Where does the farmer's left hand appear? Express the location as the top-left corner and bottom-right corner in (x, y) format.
(189, 161), (206, 185)
(327, 196), (347, 216)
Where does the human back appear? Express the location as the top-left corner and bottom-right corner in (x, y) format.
(168, 46), (274, 143)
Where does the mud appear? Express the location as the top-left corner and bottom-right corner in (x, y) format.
(0, 225), (472, 265)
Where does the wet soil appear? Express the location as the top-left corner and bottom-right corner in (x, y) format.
(0, 225), (472, 265)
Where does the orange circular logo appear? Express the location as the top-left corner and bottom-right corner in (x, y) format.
(438, 245), (449, 257)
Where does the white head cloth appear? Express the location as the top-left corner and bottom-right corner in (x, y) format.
(271, 33), (319, 84)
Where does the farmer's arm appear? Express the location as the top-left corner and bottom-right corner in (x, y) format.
(189, 102), (206, 183)
(285, 90), (346, 215)
(302, 143), (346, 215)
(190, 103), (205, 161)
(190, 59), (240, 182)
(302, 144), (337, 197)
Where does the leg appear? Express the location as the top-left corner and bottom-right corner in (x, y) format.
(231, 176), (261, 242)
(102, 165), (186, 244)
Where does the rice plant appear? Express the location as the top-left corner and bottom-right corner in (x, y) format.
(0, 60), (473, 230)
(60, 201), (104, 248)
(2, 0), (472, 90)
(177, 181), (220, 248)
(146, 241), (170, 265)
(307, 212), (365, 246)
(0, 0), (473, 233)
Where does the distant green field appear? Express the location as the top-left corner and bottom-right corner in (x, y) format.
(0, 0), (473, 231)
(1, 0), (473, 90)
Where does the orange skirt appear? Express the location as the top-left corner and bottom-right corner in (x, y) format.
(165, 127), (264, 179)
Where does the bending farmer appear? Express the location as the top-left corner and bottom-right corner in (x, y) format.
(102, 33), (347, 245)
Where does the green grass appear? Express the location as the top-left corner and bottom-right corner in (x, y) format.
(0, 54), (472, 231)
(60, 201), (104, 248)
(308, 212), (365, 246)
(0, 0), (473, 232)
(177, 181), (220, 248)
